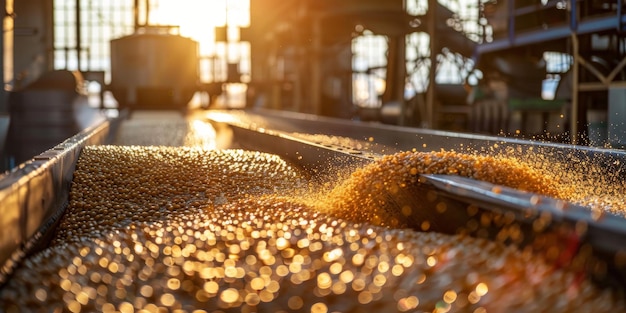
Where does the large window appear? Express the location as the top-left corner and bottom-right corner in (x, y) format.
(53, 0), (251, 107)
(352, 32), (388, 108)
(54, 0), (135, 80)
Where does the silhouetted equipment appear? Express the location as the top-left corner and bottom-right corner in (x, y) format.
(109, 26), (198, 110)
(3, 70), (103, 170)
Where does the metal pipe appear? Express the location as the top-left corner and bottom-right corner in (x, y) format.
(508, 0), (514, 41)
(134, 0), (140, 30)
(311, 15), (322, 115)
(146, 0), (150, 27)
(569, 0), (579, 145)
(75, 0), (81, 71)
(0, 0), (8, 112)
(618, 0), (623, 31)
(396, 36), (407, 126)
(570, 33), (579, 145)
(426, 0), (436, 128)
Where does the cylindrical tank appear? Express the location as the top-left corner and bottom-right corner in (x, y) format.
(109, 27), (198, 110)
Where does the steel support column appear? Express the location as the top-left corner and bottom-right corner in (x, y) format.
(1, 0), (13, 111)
(570, 33), (579, 145)
(311, 16), (322, 115)
(383, 35), (408, 125)
(425, 0), (437, 128)
(75, 0), (81, 71)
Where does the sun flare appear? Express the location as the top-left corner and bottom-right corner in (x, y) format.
(148, 0), (249, 56)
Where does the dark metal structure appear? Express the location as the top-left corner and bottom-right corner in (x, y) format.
(245, 0), (478, 126)
(108, 26), (199, 110)
(476, 0), (626, 146)
(244, 0), (626, 146)
(1, 1), (625, 144)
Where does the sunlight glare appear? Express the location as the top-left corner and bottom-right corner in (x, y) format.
(149, 0), (249, 56)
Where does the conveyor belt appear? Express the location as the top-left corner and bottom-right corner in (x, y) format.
(1, 108), (626, 299)
(206, 109), (626, 176)
(205, 109), (626, 289)
(0, 110), (223, 283)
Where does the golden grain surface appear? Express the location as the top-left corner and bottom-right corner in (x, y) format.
(0, 146), (624, 312)
(318, 150), (570, 228)
(53, 146), (307, 245)
(3, 196), (624, 313)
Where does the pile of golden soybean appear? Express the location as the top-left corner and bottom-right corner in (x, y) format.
(318, 150), (571, 228)
(0, 146), (624, 312)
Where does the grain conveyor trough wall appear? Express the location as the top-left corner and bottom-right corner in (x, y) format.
(1, 108), (626, 291)
(216, 109), (626, 180)
(0, 121), (111, 282)
(209, 109), (626, 290)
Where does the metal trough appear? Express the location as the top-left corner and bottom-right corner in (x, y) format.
(1, 108), (626, 295)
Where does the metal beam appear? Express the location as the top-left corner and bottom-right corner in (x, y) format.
(607, 56), (626, 83)
(570, 33), (579, 145)
(0, 0), (13, 112)
(311, 16), (322, 115)
(75, 0), (81, 71)
(579, 81), (626, 92)
(475, 14), (626, 56)
(134, 0), (140, 30)
(425, 0), (436, 128)
(578, 55), (610, 84)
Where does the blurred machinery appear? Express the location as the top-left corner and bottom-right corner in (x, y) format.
(245, 0), (626, 146)
(108, 26), (199, 110)
(1, 0), (626, 160)
(246, 0), (451, 121)
(476, 0), (626, 146)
